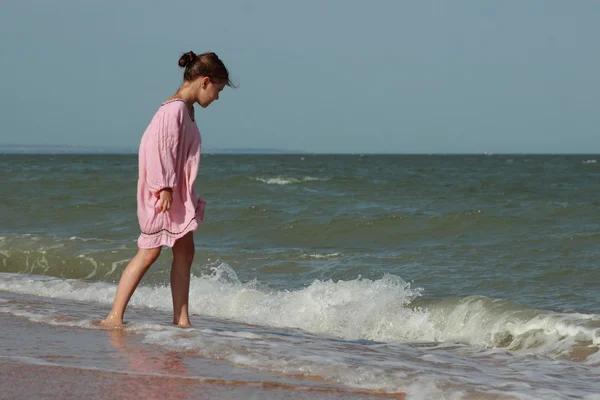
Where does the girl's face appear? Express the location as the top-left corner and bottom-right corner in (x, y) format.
(197, 77), (226, 108)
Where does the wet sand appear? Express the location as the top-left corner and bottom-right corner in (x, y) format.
(0, 313), (404, 399)
(2, 359), (406, 400)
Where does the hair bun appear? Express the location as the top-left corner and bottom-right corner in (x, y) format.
(178, 51), (196, 68)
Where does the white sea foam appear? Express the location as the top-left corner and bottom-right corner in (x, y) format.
(254, 176), (326, 185)
(300, 252), (342, 259)
(5, 304), (597, 398)
(77, 255), (98, 279)
(0, 307), (92, 328)
(103, 259), (128, 278)
(2, 275), (600, 398)
(1, 267), (599, 361)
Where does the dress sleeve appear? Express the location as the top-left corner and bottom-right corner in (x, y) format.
(145, 105), (184, 195)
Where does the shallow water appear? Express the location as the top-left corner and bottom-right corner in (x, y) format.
(1, 154), (600, 398)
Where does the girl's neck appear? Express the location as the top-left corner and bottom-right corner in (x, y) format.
(172, 83), (197, 106)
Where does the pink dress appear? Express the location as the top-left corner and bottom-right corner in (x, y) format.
(136, 99), (206, 249)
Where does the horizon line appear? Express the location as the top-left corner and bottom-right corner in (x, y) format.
(2, 144), (600, 156)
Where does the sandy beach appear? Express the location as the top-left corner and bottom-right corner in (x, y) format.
(1, 306), (404, 400)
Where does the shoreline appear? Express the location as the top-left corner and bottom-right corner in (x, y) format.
(1, 358), (404, 400)
(0, 312), (404, 400)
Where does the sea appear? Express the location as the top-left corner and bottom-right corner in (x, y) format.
(1, 153), (599, 399)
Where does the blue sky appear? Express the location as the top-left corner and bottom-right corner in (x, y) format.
(1, 0), (599, 153)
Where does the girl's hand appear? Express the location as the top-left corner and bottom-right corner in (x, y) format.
(157, 188), (173, 213)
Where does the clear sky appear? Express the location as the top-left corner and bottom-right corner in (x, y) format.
(1, 0), (599, 153)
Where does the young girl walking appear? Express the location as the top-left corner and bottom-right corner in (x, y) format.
(102, 51), (233, 328)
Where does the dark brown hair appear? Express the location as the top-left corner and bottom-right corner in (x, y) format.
(178, 51), (234, 87)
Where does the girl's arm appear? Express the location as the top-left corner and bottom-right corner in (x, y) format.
(145, 106), (185, 198)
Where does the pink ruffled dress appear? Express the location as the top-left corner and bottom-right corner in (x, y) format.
(136, 99), (206, 249)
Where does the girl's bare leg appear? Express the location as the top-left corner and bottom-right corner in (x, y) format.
(101, 247), (162, 326)
(171, 232), (194, 327)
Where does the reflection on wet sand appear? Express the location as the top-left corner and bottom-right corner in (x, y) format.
(103, 328), (405, 399)
(1, 311), (405, 399)
(105, 328), (216, 399)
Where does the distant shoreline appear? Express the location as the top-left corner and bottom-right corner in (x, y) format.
(1, 145), (599, 155)
(0, 145), (305, 155)
(0, 145), (137, 154)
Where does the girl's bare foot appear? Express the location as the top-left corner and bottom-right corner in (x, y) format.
(99, 313), (124, 328)
(173, 320), (192, 328)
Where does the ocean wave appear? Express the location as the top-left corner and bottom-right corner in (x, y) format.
(1, 266), (598, 363)
(300, 253), (342, 259)
(0, 235), (133, 280)
(249, 211), (527, 248)
(254, 176), (327, 185)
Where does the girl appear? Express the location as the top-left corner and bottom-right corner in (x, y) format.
(101, 51), (233, 328)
